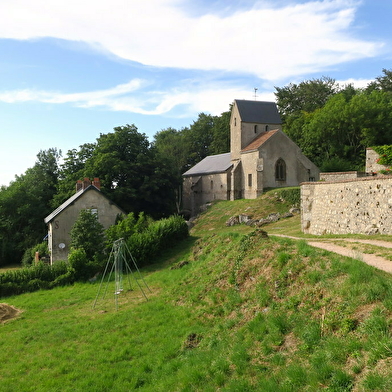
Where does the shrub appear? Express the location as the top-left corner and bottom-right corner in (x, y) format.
(274, 187), (300, 206)
(0, 261), (71, 297)
(70, 209), (105, 262)
(123, 215), (189, 267)
(21, 242), (49, 267)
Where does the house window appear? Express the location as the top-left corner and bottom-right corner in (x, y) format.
(275, 159), (286, 181)
(265, 125), (269, 132)
(254, 125), (257, 133)
(248, 174), (252, 187)
(210, 180), (213, 190)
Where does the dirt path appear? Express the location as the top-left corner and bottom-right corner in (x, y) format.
(270, 234), (392, 274)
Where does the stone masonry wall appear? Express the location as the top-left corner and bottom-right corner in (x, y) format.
(301, 176), (392, 235)
(319, 171), (367, 182)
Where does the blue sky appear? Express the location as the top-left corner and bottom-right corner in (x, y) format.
(0, 0), (391, 186)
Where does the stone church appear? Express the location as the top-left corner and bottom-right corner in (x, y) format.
(182, 99), (320, 215)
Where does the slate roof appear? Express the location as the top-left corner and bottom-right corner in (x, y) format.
(183, 152), (232, 176)
(241, 129), (279, 153)
(235, 100), (281, 124)
(43, 185), (123, 224)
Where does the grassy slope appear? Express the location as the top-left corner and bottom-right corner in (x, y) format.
(2, 192), (392, 391)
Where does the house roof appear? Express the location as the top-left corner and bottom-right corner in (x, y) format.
(241, 129), (279, 153)
(183, 152), (232, 176)
(44, 185), (123, 224)
(234, 100), (281, 124)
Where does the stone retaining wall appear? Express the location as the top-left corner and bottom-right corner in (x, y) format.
(301, 176), (392, 235)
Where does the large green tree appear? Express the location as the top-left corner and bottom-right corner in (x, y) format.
(0, 148), (61, 265)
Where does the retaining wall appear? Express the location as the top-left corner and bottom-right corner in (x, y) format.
(301, 176), (392, 235)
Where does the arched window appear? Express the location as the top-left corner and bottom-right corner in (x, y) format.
(265, 125), (269, 132)
(254, 125), (257, 133)
(210, 180), (214, 190)
(275, 158), (286, 181)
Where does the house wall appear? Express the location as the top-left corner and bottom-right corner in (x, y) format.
(183, 172), (230, 215)
(49, 190), (124, 263)
(301, 176), (392, 235)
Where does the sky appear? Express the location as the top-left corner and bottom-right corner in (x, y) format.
(0, 0), (391, 186)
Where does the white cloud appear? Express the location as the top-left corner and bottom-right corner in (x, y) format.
(0, 0), (382, 81)
(0, 78), (262, 116)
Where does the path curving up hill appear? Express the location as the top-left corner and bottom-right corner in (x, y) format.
(271, 235), (392, 274)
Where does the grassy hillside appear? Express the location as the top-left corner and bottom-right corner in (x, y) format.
(2, 192), (392, 391)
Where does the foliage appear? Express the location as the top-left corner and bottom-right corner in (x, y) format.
(21, 242), (49, 267)
(0, 148), (61, 266)
(283, 88), (392, 169)
(67, 248), (99, 281)
(0, 261), (72, 297)
(273, 187), (300, 206)
(372, 145), (392, 166)
(70, 209), (105, 263)
(107, 214), (189, 267)
(275, 76), (338, 122)
(105, 212), (151, 246)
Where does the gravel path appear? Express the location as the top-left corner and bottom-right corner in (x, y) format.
(271, 234), (392, 274)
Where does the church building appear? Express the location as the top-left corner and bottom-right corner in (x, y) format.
(182, 99), (320, 215)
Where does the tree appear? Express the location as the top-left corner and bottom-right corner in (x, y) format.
(275, 76), (338, 122)
(210, 109), (231, 155)
(292, 89), (392, 170)
(0, 148), (61, 265)
(83, 124), (180, 218)
(70, 209), (105, 261)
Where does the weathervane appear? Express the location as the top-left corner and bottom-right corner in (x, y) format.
(254, 88), (258, 100)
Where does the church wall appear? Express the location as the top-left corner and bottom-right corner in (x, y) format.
(260, 132), (319, 188)
(240, 151), (263, 199)
(183, 172), (230, 215)
(301, 176), (392, 235)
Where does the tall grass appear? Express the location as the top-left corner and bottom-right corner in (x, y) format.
(2, 197), (392, 390)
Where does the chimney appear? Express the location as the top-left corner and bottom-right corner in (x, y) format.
(92, 178), (101, 190)
(83, 177), (91, 190)
(76, 180), (83, 193)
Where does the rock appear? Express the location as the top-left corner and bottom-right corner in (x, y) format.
(226, 216), (240, 226)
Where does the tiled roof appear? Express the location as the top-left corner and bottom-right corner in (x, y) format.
(235, 100), (281, 124)
(183, 152), (232, 176)
(241, 129), (279, 153)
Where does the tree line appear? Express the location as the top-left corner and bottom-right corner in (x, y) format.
(1, 68), (392, 266)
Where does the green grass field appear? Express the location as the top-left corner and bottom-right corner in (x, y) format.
(2, 192), (392, 391)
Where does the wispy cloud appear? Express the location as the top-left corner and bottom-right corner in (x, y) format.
(0, 78), (262, 116)
(0, 0), (382, 81)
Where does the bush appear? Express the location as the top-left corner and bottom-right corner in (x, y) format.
(274, 187), (300, 206)
(68, 248), (101, 281)
(107, 215), (189, 267)
(0, 261), (71, 297)
(21, 242), (49, 267)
